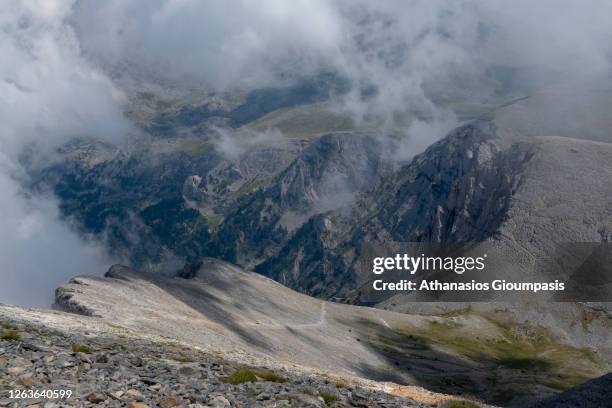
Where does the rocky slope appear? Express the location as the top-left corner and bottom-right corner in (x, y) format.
(34, 128), (394, 273)
(255, 89), (611, 299)
(257, 110), (612, 300)
(0, 306), (434, 408)
(44, 88), (608, 305)
(27, 70), (531, 277)
(33, 133), (303, 270)
(50, 260), (608, 407)
(212, 132), (395, 267)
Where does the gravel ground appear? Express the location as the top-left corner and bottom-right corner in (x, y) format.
(0, 317), (432, 408)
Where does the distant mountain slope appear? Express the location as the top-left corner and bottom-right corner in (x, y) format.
(211, 132), (395, 267)
(257, 116), (612, 300)
(133, 73), (350, 138)
(35, 130), (394, 272)
(34, 76), (612, 289)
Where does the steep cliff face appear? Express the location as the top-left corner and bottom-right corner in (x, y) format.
(256, 119), (612, 301)
(354, 122), (524, 243)
(32, 87), (612, 299)
(34, 139), (221, 268)
(33, 136), (300, 270)
(211, 132), (394, 267)
(256, 122), (522, 298)
(33, 130), (393, 272)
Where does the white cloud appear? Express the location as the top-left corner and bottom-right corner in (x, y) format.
(0, 167), (110, 307)
(0, 0), (131, 306)
(73, 0), (343, 89)
(212, 127), (286, 160)
(70, 0), (612, 158)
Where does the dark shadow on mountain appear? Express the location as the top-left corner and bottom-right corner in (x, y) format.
(148, 72), (350, 135)
(124, 263), (275, 351)
(526, 372), (612, 408)
(346, 317), (560, 407)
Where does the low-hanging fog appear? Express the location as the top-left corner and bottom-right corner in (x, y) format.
(0, 1), (131, 307)
(73, 0), (612, 125)
(1, 0), (612, 306)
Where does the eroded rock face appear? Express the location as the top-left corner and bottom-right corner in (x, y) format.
(33, 127), (389, 274)
(33, 135), (302, 270)
(37, 114), (612, 303)
(354, 122), (523, 243)
(212, 132), (394, 267)
(256, 122), (525, 298)
(257, 118), (612, 302)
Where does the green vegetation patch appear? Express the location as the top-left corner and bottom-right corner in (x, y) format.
(38, 330), (64, 339)
(221, 367), (287, 384)
(110, 343), (127, 351)
(71, 344), (93, 354)
(175, 140), (214, 156)
(221, 368), (258, 385)
(319, 391), (338, 404)
(1, 322), (19, 331)
(391, 316), (607, 392)
(207, 214), (224, 231)
(442, 401), (481, 408)
(254, 368), (287, 383)
(1, 331), (20, 341)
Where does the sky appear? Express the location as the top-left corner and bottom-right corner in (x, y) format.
(1, 0), (612, 306)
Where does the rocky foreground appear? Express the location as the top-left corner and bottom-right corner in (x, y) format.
(0, 310), (453, 408)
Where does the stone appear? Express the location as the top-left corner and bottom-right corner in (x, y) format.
(7, 366), (26, 375)
(209, 395), (231, 407)
(76, 353), (92, 363)
(290, 393), (324, 407)
(178, 365), (197, 375)
(110, 390), (125, 400)
(86, 392), (105, 403)
(159, 396), (181, 408)
(17, 374), (36, 387)
(0, 313), (424, 408)
(96, 354), (109, 363)
(148, 383), (162, 392)
(127, 403), (150, 408)
(125, 389), (144, 401)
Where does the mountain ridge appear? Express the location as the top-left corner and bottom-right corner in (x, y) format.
(52, 259), (609, 407)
